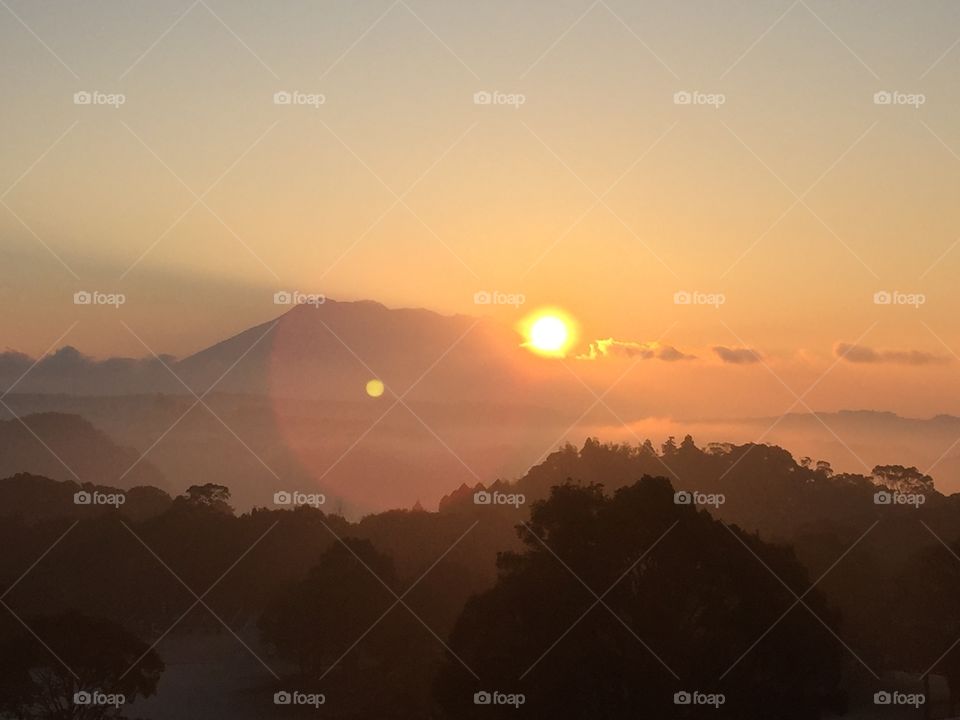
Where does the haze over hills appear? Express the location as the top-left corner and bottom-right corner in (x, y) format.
(3, 299), (960, 512)
(1, 299), (561, 403)
(0, 413), (166, 489)
(592, 409), (960, 493)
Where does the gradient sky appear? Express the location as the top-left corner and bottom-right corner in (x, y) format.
(2, 0), (960, 418)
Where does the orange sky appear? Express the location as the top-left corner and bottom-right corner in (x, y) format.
(2, 0), (959, 419)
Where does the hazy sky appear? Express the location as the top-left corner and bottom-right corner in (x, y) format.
(2, 0), (960, 416)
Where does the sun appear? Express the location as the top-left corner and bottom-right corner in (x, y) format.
(519, 309), (578, 357)
(531, 316), (568, 352)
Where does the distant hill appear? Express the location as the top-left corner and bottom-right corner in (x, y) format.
(439, 436), (955, 542)
(729, 409), (960, 491)
(0, 472), (172, 523)
(0, 413), (166, 489)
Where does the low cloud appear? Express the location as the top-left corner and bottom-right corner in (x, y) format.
(577, 338), (695, 362)
(713, 346), (762, 364)
(835, 342), (949, 366)
(0, 346), (182, 394)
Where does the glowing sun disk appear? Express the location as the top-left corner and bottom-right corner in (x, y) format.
(520, 309), (578, 357)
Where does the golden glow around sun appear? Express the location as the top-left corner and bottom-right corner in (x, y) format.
(519, 308), (578, 358)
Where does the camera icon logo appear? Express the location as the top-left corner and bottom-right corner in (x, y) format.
(273, 491), (292, 506)
(274, 691), (292, 705)
(673, 290), (692, 305)
(674, 691), (692, 705)
(273, 91), (292, 105)
(73, 91), (92, 105)
(473, 91), (492, 105)
(73, 691), (92, 705)
(74, 290), (92, 305)
(873, 290), (892, 305)
(673, 491), (692, 505)
(673, 91), (692, 105)
(874, 491), (892, 505)
(473, 290), (492, 305)
(474, 691), (492, 705)
(874, 691), (892, 705)
(873, 91), (892, 105)
(473, 490), (492, 505)
(74, 490), (92, 505)
(274, 291), (292, 305)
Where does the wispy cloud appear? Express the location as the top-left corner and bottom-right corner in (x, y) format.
(713, 346), (762, 364)
(577, 338), (695, 362)
(835, 342), (950, 366)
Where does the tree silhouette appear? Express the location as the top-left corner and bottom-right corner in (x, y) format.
(436, 476), (844, 718)
(872, 465), (934, 496)
(260, 538), (398, 680)
(0, 611), (163, 719)
(175, 483), (234, 514)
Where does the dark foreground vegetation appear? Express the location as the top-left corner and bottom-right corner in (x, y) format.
(2, 437), (959, 718)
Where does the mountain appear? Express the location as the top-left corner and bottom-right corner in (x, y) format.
(175, 299), (557, 402)
(0, 301), (582, 513)
(0, 300), (553, 402)
(0, 413), (166, 489)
